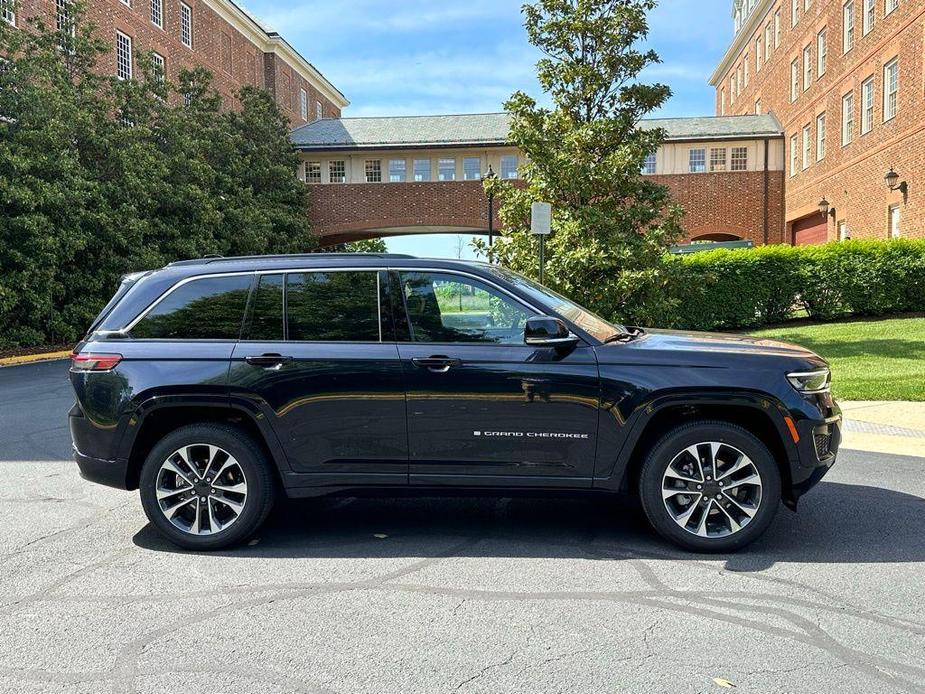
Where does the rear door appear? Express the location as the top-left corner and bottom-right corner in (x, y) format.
(228, 269), (408, 489)
(391, 269), (600, 487)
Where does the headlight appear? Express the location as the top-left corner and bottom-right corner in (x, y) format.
(787, 369), (831, 393)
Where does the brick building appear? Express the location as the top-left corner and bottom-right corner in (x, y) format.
(291, 112), (786, 246)
(2, 0), (347, 125)
(711, 0), (923, 243)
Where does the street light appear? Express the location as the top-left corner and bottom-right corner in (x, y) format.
(885, 167), (908, 201)
(484, 164), (497, 247)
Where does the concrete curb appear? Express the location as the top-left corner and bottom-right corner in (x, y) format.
(0, 350), (72, 367)
(840, 400), (925, 459)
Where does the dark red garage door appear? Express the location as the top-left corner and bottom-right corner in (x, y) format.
(792, 215), (828, 245)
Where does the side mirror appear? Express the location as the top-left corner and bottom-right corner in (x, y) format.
(524, 316), (578, 347)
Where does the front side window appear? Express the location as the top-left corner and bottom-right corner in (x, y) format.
(883, 58), (898, 121)
(463, 157), (481, 181)
(689, 149), (706, 173)
(180, 2), (192, 48)
(413, 159), (431, 182)
(399, 272), (534, 344)
(364, 160), (381, 183)
(389, 159), (406, 182)
(731, 147), (748, 171)
(710, 148), (727, 172)
(132, 275), (252, 339)
(305, 161), (321, 184)
(116, 31), (133, 80)
(842, 92), (854, 145)
(500, 154), (518, 179)
(816, 112), (826, 160)
(817, 28), (827, 76)
(861, 76), (874, 133)
(843, 1), (855, 52)
(642, 152), (656, 175)
(287, 272), (380, 342)
(438, 158), (456, 181)
(329, 160), (345, 183)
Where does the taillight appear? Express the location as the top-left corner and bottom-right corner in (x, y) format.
(70, 353), (123, 371)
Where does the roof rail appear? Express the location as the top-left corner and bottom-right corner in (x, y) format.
(166, 252), (416, 267)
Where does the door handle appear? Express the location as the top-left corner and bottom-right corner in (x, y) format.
(411, 355), (462, 373)
(245, 353), (293, 369)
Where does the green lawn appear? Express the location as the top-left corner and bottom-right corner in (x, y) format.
(749, 315), (925, 401)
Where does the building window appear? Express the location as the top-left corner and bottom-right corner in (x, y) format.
(389, 159), (406, 182)
(316, 101), (322, 121)
(116, 32), (133, 80)
(180, 3), (193, 48)
(774, 10), (781, 47)
(463, 157), (481, 181)
(501, 154), (518, 179)
(755, 98), (762, 114)
(151, 52), (165, 81)
(843, 1), (855, 52)
(329, 160), (345, 183)
(364, 160), (382, 183)
(729, 76), (735, 103)
(817, 28), (827, 77)
(305, 161), (321, 184)
(1, 0), (15, 25)
(789, 135), (798, 176)
(838, 220), (849, 240)
(792, 0), (800, 26)
(885, 0), (898, 16)
(842, 91), (854, 145)
(756, 38), (762, 72)
(765, 24), (772, 63)
(731, 147), (748, 171)
(736, 66), (742, 94)
(642, 152), (656, 175)
(803, 45), (812, 90)
(299, 89), (307, 120)
(413, 159), (431, 182)
(744, 53), (749, 87)
(56, 0), (73, 35)
(689, 149), (706, 173)
(438, 158), (456, 181)
(889, 203), (901, 238)
(802, 124), (811, 169)
(151, 0), (163, 28)
(710, 148), (727, 172)
(862, 0), (875, 35)
(883, 58), (898, 122)
(790, 60), (799, 102)
(721, 89), (726, 115)
(861, 76), (874, 134)
(816, 112), (826, 160)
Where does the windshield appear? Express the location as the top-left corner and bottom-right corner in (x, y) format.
(485, 266), (626, 342)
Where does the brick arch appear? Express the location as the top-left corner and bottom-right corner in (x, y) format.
(687, 224), (751, 242)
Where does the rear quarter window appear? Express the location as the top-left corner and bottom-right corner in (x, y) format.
(130, 275), (252, 340)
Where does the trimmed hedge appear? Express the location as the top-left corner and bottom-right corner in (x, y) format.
(662, 239), (925, 331)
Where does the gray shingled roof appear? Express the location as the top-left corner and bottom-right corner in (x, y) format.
(289, 113), (782, 150)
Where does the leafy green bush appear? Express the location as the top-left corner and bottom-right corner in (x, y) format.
(659, 240), (925, 331)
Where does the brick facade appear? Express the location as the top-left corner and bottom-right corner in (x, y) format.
(7, 0), (346, 125)
(712, 0), (924, 241)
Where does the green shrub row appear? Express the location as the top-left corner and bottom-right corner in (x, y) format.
(660, 239), (925, 331)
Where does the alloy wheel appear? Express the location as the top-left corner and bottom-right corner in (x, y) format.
(661, 441), (763, 539)
(155, 444), (248, 535)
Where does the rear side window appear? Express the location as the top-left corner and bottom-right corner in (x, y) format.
(287, 272), (380, 341)
(246, 274), (285, 341)
(131, 275), (252, 340)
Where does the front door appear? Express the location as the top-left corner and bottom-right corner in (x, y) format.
(392, 270), (600, 487)
(228, 269), (407, 488)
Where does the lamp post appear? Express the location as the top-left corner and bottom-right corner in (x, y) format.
(484, 164), (497, 247)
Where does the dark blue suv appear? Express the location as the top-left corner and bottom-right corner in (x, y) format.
(69, 253), (841, 552)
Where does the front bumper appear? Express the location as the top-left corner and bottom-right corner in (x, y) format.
(786, 400), (842, 507)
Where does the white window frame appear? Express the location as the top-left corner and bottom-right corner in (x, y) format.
(305, 161), (322, 184)
(329, 160), (346, 184)
(790, 60), (800, 102)
(765, 24), (773, 63)
(802, 124), (811, 169)
(861, 76), (874, 134)
(389, 159), (406, 183)
(841, 92), (854, 145)
(889, 203), (901, 238)
(789, 135), (798, 176)
(862, 0), (875, 35)
(641, 152), (656, 175)
(689, 148), (706, 174)
(710, 148), (727, 172)
(299, 88), (307, 120)
(816, 112), (826, 160)
(756, 38), (762, 72)
(883, 58), (898, 122)
(838, 220), (849, 241)
(803, 45), (812, 90)
(116, 31), (133, 81)
(817, 28), (827, 77)
(721, 89), (726, 115)
(151, 52), (165, 82)
(843, 1), (855, 53)
(316, 101), (323, 121)
(151, 0), (163, 29)
(731, 146), (748, 171)
(792, 0), (800, 26)
(885, 0), (898, 16)
(1, 0), (15, 26)
(180, 2), (193, 49)
(774, 10), (781, 47)
(744, 53), (749, 87)
(438, 158), (456, 181)
(364, 160), (382, 183)
(413, 159), (431, 182)
(755, 98), (762, 114)
(463, 157), (482, 181)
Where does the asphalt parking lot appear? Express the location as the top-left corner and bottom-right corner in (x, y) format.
(1, 361), (924, 693)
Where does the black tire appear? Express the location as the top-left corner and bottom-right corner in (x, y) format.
(139, 423), (276, 551)
(638, 421), (781, 553)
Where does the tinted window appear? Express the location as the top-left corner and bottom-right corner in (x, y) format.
(399, 272), (534, 344)
(246, 274), (284, 341)
(287, 272), (380, 342)
(132, 275), (251, 340)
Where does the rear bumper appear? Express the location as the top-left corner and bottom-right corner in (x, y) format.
(74, 448), (131, 490)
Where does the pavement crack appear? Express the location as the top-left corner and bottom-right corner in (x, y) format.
(454, 651), (516, 691)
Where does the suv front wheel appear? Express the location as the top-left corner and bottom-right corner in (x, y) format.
(139, 423), (275, 550)
(639, 421), (781, 552)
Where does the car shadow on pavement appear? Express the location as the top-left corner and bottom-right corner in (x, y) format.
(133, 480), (925, 571)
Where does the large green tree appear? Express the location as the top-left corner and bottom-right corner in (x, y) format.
(479, 0), (683, 325)
(0, 2), (315, 348)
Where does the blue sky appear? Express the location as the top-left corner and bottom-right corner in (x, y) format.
(244, 0), (734, 257)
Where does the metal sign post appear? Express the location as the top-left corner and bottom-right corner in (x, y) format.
(530, 202), (552, 284)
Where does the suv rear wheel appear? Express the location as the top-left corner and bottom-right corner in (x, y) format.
(638, 421), (781, 552)
(139, 423), (275, 550)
